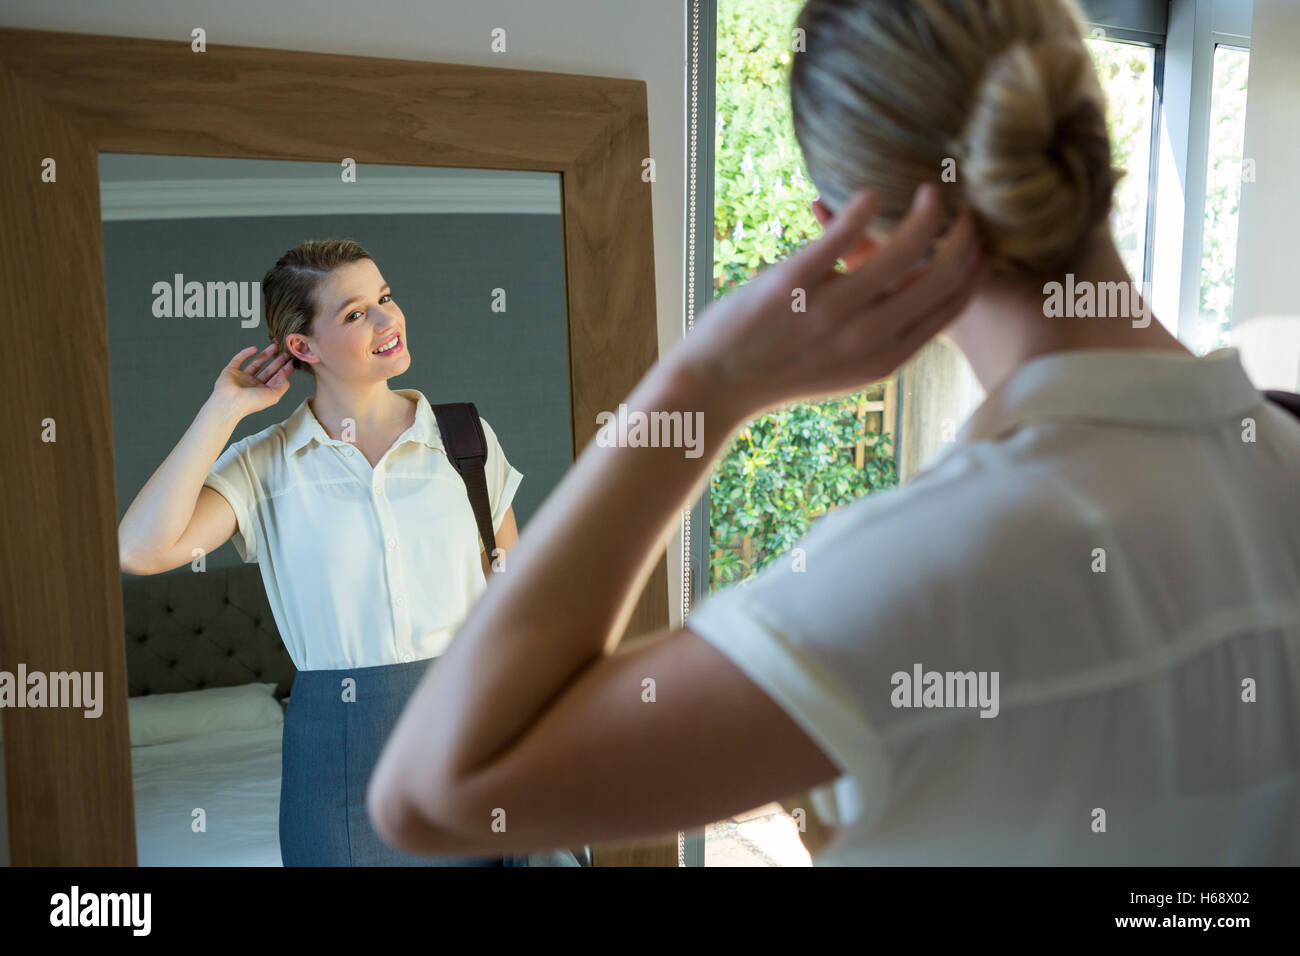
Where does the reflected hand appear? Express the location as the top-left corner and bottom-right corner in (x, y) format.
(213, 344), (294, 418)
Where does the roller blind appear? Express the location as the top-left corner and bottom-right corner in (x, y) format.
(1078, 0), (1169, 39)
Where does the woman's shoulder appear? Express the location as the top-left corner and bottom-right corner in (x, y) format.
(223, 413), (299, 468)
(793, 441), (1072, 577)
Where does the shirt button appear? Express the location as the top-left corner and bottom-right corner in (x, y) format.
(375, 484), (385, 496)
(395, 596), (404, 607)
(342, 447), (353, 457)
(387, 537), (397, 550)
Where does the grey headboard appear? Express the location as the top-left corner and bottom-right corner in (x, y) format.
(122, 563), (297, 700)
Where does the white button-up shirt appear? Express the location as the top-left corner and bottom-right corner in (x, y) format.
(687, 347), (1300, 864)
(203, 388), (523, 671)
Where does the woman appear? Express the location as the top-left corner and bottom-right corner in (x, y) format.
(367, 0), (1300, 865)
(118, 239), (525, 866)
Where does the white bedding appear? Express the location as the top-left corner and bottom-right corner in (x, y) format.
(132, 724), (284, 866)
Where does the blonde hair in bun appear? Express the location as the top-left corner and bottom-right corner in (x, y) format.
(790, 0), (1124, 294)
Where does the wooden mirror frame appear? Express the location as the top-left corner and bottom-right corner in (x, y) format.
(0, 26), (673, 867)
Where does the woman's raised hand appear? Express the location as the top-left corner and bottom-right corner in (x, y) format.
(671, 181), (987, 424)
(212, 344), (294, 418)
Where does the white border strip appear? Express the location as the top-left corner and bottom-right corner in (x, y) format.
(100, 174), (562, 221)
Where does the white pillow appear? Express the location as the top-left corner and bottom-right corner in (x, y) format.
(128, 682), (283, 747)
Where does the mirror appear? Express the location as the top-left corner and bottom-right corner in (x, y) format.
(1, 25), (666, 866)
(103, 153), (576, 866)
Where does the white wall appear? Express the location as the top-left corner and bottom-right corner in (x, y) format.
(1232, 0), (1300, 389)
(0, 0), (691, 621)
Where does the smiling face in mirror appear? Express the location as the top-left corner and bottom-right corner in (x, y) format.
(281, 258), (413, 384)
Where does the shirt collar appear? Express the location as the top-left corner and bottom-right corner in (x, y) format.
(282, 388), (445, 456)
(953, 346), (1264, 446)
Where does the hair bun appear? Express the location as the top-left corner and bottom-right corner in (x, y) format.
(957, 37), (1123, 282)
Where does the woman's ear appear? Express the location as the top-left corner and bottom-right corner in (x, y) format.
(287, 334), (313, 368)
(812, 197), (881, 271)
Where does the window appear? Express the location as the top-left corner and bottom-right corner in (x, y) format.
(1190, 44), (1251, 355)
(1083, 35), (1158, 287)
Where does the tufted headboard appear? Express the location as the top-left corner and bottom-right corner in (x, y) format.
(122, 563), (297, 701)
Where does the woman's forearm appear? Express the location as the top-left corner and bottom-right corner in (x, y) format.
(376, 350), (744, 804)
(117, 394), (244, 571)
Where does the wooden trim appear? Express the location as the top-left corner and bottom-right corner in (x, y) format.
(881, 378), (897, 460)
(0, 26), (671, 867)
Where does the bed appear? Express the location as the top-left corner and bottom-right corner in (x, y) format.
(123, 564), (297, 866)
(130, 697), (286, 866)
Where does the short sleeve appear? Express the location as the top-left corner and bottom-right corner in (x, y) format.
(683, 484), (953, 835)
(686, 579), (891, 835)
(478, 416), (524, 548)
(202, 439), (260, 564)
(684, 452), (1004, 838)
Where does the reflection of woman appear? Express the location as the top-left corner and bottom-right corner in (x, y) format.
(368, 0), (1300, 866)
(118, 239), (522, 866)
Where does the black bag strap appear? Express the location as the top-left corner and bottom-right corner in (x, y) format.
(1265, 389), (1300, 422)
(430, 401), (497, 565)
(431, 402), (587, 866)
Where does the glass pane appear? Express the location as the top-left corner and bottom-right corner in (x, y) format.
(1084, 36), (1156, 285)
(1188, 45), (1250, 355)
(709, 0), (899, 867)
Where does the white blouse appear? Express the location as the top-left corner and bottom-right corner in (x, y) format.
(203, 388), (523, 671)
(688, 347), (1300, 865)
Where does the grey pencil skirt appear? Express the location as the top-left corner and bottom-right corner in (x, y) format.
(279, 658), (505, 867)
